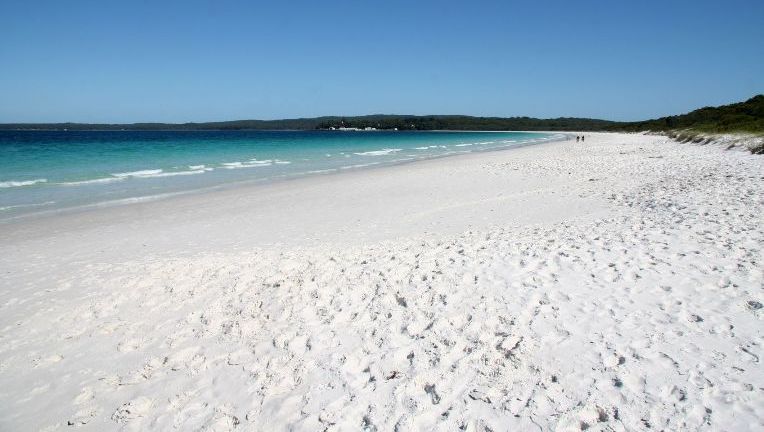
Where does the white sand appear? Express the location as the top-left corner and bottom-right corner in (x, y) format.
(0, 133), (762, 431)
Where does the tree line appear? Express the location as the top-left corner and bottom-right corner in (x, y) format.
(1, 95), (761, 133)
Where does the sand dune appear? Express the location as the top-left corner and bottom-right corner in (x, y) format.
(0, 133), (762, 431)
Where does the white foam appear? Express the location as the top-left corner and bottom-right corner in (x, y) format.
(137, 169), (208, 178)
(0, 201), (56, 211)
(112, 169), (163, 178)
(60, 177), (126, 186)
(353, 148), (402, 156)
(0, 178), (48, 188)
(62, 167), (212, 185)
(304, 169), (336, 175)
(87, 192), (186, 208)
(339, 162), (381, 170)
(222, 160), (272, 169)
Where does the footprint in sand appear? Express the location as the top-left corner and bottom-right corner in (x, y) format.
(173, 401), (226, 429)
(164, 346), (207, 373)
(206, 407), (241, 431)
(73, 387), (94, 405)
(112, 396), (153, 424)
(556, 403), (610, 431)
(32, 354), (64, 368)
(117, 337), (144, 352)
(68, 406), (101, 427)
(602, 353), (626, 368)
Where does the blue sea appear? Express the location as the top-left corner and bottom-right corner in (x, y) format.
(0, 130), (562, 219)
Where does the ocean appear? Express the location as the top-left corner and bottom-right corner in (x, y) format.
(0, 130), (562, 219)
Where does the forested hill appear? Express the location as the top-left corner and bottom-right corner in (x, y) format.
(0, 95), (761, 133)
(0, 115), (616, 132)
(616, 95), (764, 133)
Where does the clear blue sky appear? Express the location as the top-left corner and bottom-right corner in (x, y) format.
(1, 0), (762, 123)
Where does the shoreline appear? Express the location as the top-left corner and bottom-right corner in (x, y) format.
(0, 132), (567, 225)
(0, 131), (565, 223)
(1, 132), (761, 430)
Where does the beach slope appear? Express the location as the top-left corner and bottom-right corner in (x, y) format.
(0, 133), (762, 431)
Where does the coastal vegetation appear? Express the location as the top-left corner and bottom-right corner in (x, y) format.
(313, 116), (617, 131)
(1, 95), (762, 138)
(0, 116), (616, 132)
(614, 95), (764, 134)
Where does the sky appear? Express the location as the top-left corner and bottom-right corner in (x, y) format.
(1, 0), (762, 123)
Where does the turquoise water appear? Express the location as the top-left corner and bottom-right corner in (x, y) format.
(0, 130), (561, 219)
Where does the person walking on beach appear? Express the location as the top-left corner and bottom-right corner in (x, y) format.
(576, 135), (580, 142)
(582, 135), (585, 142)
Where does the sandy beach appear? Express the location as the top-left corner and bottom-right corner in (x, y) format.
(0, 132), (762, 430)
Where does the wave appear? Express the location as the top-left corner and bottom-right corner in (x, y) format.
(454, 141), (496, 147)
(62, 167), (214, 185)
(339, 162), (381, 170)
(112, 169), (163, 178)
(118, 168), (214, 178)
(60, 177), (126, 186)
(353, 148), (402, 156)
(89, 193), (183, 207)
(304, 168), (336, 175)
(221, 159), (273, 169)
(0, 200), (56, 211)
(0, 178), (47, 188)
(137, 169), (209, 178)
